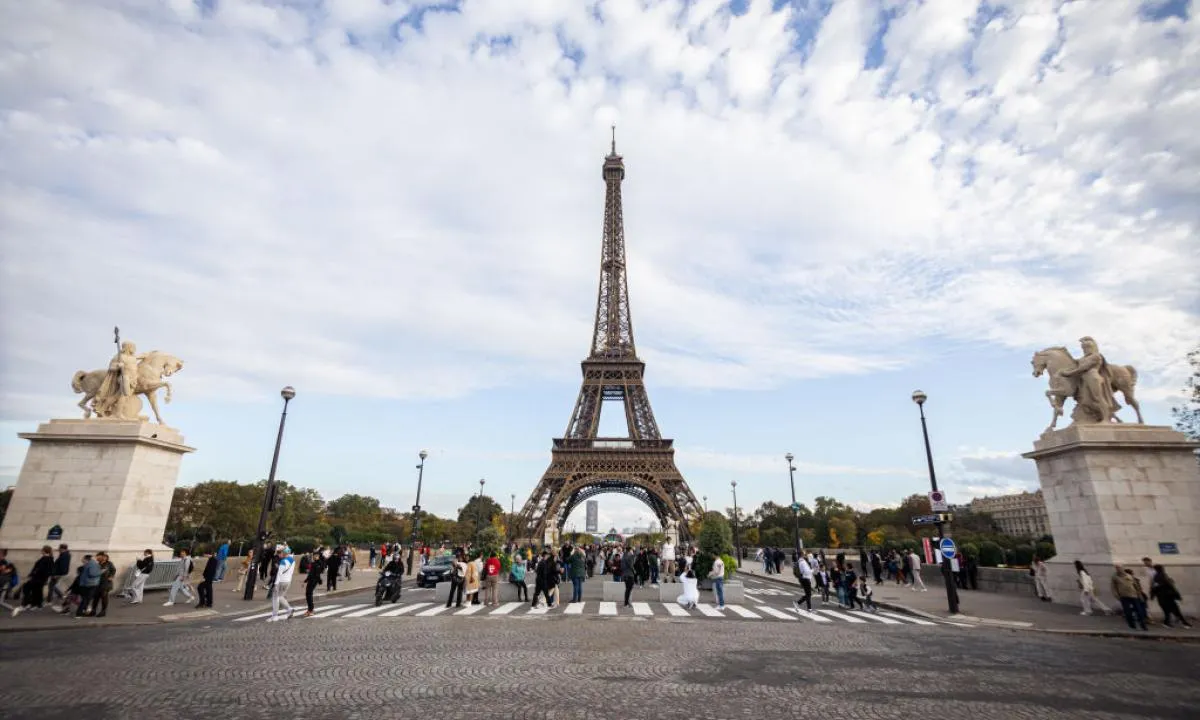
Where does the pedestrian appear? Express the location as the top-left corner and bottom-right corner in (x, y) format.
(509, 553), (528, 602)
(621, 548), (637, 607)
(128, 549), (154, 605)
(816, 563), (830, 603)
(215, 539), (230, 582)
(648, 546), (660, 586)
(268, 547), (296, 621)
(74, 554), (102, 618)
(12, 545), (54, 616)
(858, 576), (877, 612)
(325, 548), (341, 591)
(793, 556), (814, 611)
(568, 546), (586, 603)
(197, 549), (218, 608)
(48, 544), (71, 606)
(1074, 560), (1110, 616)
(91, 552), (117, 617)
(1149, 564), (1191, 628)
(234, 549), (253, 593)
(661, 541), (676, 582)
(536, 550), (559, 608)
(1111, 563), (1148, 631)
(0, 550), (16, 613)
(870, 550), (882, 585)
(1033, 558), (1052, 601)
(908, 550), (927, 591)
(303, 547), (326, 617)
(445, 551), (467, 609)
(676, 568), (699, 609)
(369, 542), (377, 569)
(163, 549), (195, 607)
(463, 553), (481, 606)
(484, 551), (501, 607)
(844, 563), (862, 610)
(708, 554), (726, 610)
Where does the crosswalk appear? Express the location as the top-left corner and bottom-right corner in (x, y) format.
(231, 601), (952, 626)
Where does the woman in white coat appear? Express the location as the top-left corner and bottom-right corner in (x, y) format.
(676, 568), (700, 609)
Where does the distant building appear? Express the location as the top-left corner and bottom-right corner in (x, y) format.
(969, 489), (1050, 538)
(585, 500), (598, 533)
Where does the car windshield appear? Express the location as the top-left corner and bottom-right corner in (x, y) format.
(425, 557), (454, 568)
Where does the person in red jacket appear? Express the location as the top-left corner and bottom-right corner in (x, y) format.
(483, 552), (502, 606)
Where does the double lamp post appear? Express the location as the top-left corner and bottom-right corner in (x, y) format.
(406, 450), (428, 576)
(912, 390), (959, 614)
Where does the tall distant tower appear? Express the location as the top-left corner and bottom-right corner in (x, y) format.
(585, 500), (599, 533)
(515, 131), (701, 544)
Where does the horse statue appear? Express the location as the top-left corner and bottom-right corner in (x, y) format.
(72, 350), (184, 425)
(1031, 344), (1142, 434)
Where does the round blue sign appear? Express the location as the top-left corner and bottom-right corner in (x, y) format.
(939, 537), (957, 559)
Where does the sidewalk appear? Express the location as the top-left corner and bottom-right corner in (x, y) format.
(1, 567), (378, 632)
(737, 566), (1200, 641)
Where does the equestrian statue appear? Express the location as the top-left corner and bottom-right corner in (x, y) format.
(1031, 336), (1142, 435)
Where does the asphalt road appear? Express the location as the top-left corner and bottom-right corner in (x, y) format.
(2, 575), (1197, 719)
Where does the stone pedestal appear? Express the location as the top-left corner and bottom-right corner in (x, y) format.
(0, 419), (194, 573)
(1023, 424), (1200, 615)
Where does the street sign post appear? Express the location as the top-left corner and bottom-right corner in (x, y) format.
(790, 502), (802, 512)
(928, 490), (948, 512)
(912, 514), (939, 526)
(939, 537), (957, 560)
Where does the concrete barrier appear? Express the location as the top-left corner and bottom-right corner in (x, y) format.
(434, 580), (530, 604)
(602, 581), (627, 601)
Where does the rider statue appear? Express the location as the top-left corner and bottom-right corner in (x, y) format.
(1057, 336), (1116, 424)
(93, 341), (142, 419)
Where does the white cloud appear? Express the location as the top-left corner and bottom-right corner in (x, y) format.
(1, 0), (1197, 421)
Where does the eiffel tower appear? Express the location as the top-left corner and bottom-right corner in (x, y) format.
(517, 131), (701, 544)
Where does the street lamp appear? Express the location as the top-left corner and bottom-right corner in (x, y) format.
(509, 493), (515, 545)
(785, 453), (802, 562)
(703, 495), (708, 513)
(912, 390), (960, 614)
(406, 449), (428, 576)
(476, 478), (486, 543)
(731, 480), (742, 568)
(243, 385), (295, 601)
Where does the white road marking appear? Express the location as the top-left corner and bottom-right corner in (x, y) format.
(342, 605), (391, 618)
(791, 608), (832, 622)
(726, 606), (761, 619)
(851, 611), (902, 624)
(632, 602), (653, 616)
(876, 610), (938, 626)
(757, 606), (797, 620)
(317, 604), (370, 618)
(664, 604), (692, 617)
(598, 602), (618, 616)
(415, 605), (450, 617)
(378, 603), (429, 617)
(817, 609), (867, 623)
(491, 602), (524, 616)
(564, 602), (585, 615)
(696, 605), (724, 617)
(455, 604), (486, 616)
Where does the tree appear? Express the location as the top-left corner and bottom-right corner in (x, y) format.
(866, 530), (885, 547)
(828, 516), (856, 548)
(742, 527), (760, 547)
(327, 493), (382, 532)
(456, 495), (504, 529)
(1172, 345), (1200, 441)
(697, 513), (734, 556)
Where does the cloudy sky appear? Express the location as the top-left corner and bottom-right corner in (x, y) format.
(1, 0), (1197, 533)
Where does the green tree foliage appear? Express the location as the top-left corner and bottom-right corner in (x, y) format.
(978, 541), (1004, 567)
(1171, 346), (1200, 441)
(326, 493), (382, 531)
(456, 494), (504, 528)
(697, 512), (733, 556)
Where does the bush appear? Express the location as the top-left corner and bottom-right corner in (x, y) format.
(698, 515), (734, 556)
(962, 542), (980, 561)
(693, 552), (714, 583)
(1012, 544), (1035, 567)
(978, 541), (1004, 567)
(1035, 541), (1056, 561)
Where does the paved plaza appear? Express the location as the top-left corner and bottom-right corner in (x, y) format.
(2, 604), (1198, 720)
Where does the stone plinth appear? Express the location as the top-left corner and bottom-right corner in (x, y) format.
(1023, 424), (1200, 615)
(0, 419), (194, 572)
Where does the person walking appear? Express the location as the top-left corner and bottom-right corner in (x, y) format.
(74, 554), (102, 618)
(268, 547), (296, 621)
(325, 549), (341, 592)
(197, 549), (218, 608)
(793, 555), (814, 611)
(215, 540), (230, 582)
(621, 548), (637, 607)
(1033, 558), (1052, 601)
(163, 549), (195, 607)
(12, 545), (54, 616)
(509, 553), (529, 602)
(709, 554), (726, 610)
(90, 552), (117, 617)
(128, 549), (154, 605)
(48, 544), (71, 606)
(1149, 564), (1191, 628)
(303, 548), (326, 617)
(1111, 563), (1148, 631)
(907, 550), (927, 591)
(1074, 560), (1110, 615)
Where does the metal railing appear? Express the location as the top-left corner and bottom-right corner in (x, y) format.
(115, 558), (189, 596)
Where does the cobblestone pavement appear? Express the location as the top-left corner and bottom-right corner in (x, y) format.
(1, 610), (1197, 719)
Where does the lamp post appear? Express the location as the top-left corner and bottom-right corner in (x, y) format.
(476, 478), (486, 544)
(509, 493), (515, 545)
(703, 495), (708, 514)
(785, 453), (802, 561)
(912, 390), (960, 614)
(243, 385), (295, 601)
(731, 480), (742, 568)
(406, 449), (428, 576)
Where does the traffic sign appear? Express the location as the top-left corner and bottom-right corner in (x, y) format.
(939, 537), (957, 560)
(790, 502), (802, 512)
(911, 514), (938, 526)
(928, 490), (948, 512)
(412, 505), (421, 513)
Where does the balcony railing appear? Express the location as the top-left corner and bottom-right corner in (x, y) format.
(553, 438), (674, 450)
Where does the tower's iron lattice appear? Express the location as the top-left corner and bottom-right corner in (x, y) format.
(516, 133), (702, 543)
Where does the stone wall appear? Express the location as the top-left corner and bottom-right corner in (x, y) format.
(974, 566), (1038, 596)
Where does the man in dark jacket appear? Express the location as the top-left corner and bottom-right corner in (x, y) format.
(91, 552), (117, 617)
(197, 550), (218, 608)
(304, 549), (326, 617)
(49, 544), (71, 605)
(13, 545), (55, 616)
(621, 548), (637, 607)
